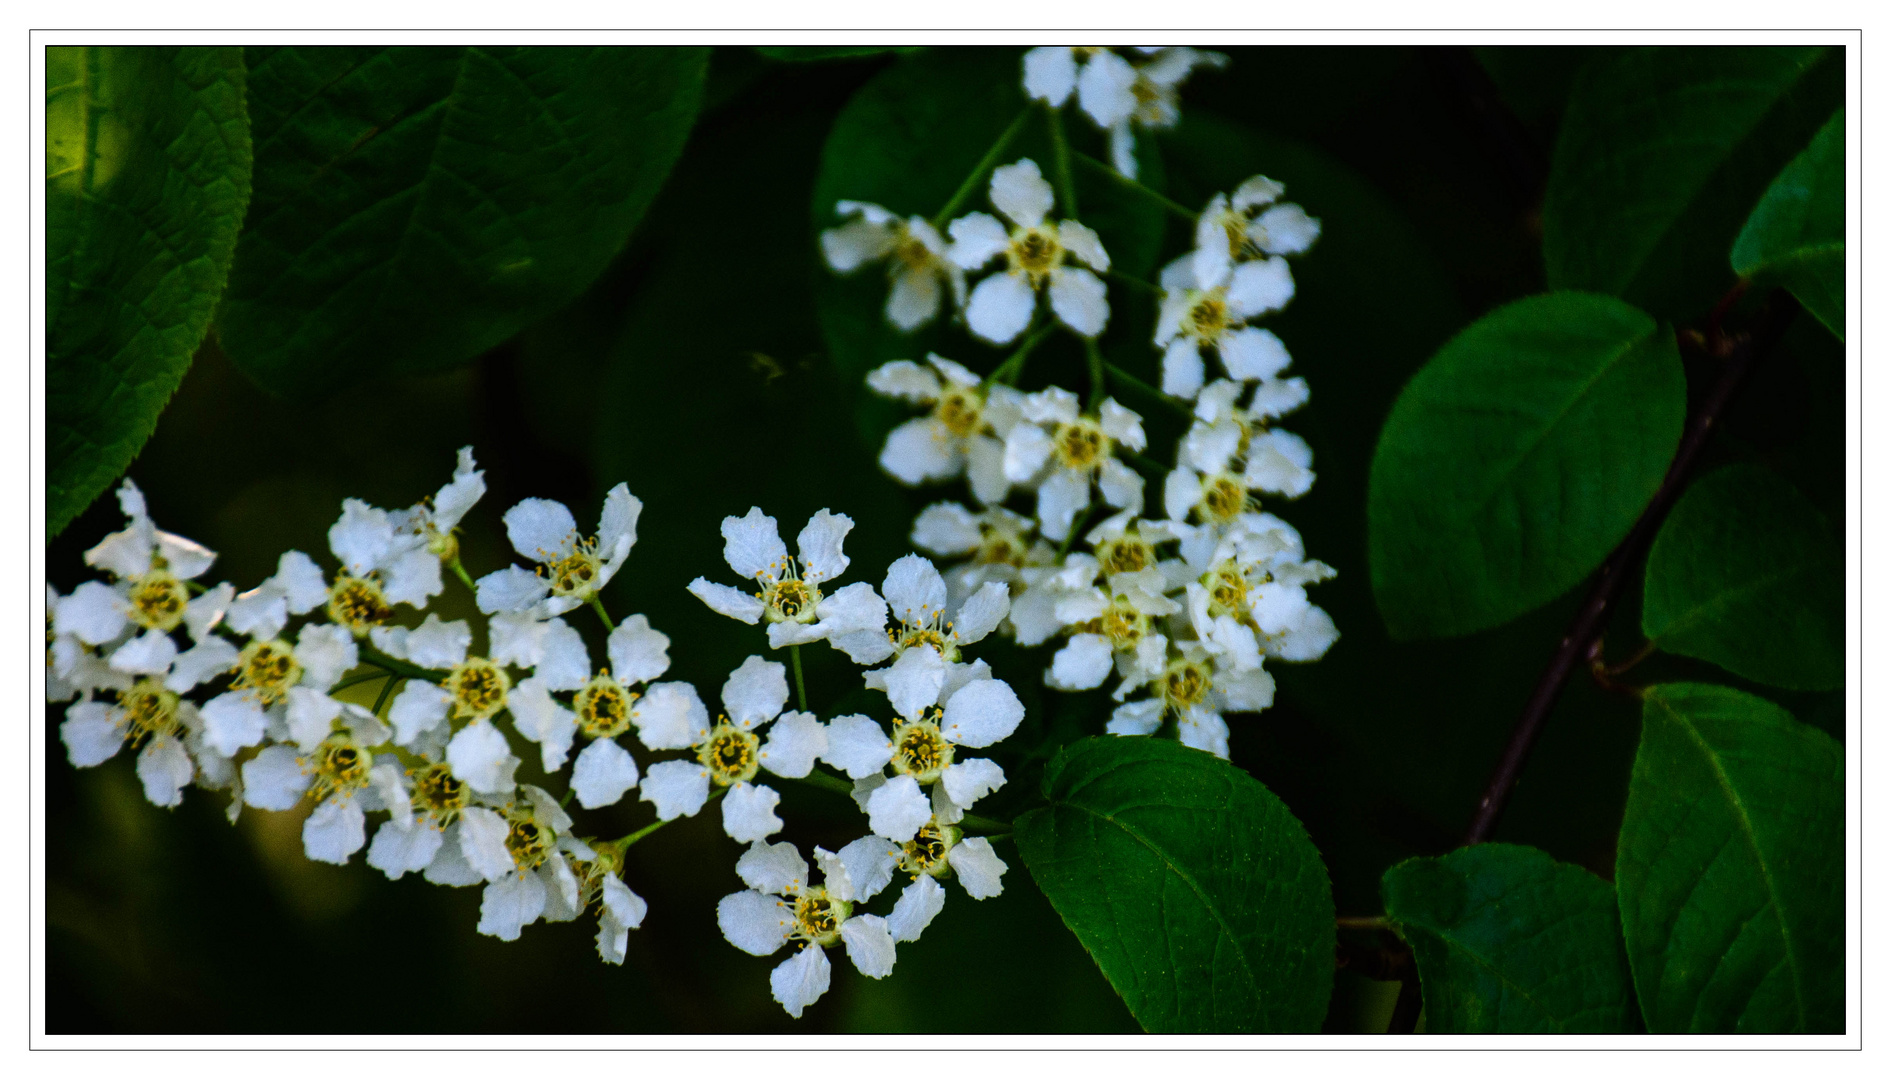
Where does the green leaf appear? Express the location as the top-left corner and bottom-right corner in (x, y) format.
(810, 47), (1169, 450)
(1367, 292), (1686, 639)
(1643, 464), (1844, 691)
(1619, 683), (1844, 1032)
(1544, 46), (1840, 320)
(1014, 737), (1335, 1033)
(47, 46), (252, 539)
(218, 45), (708, 397)
(1382, 844), (1638, 1033)
(1732, 109), (1845, 339)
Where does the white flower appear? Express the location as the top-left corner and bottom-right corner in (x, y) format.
(55, 481), (224, 653)
(240, 704), (405, 864)
(60, 684), (206, 808)
(716, 839), (899, 1018)
(392, 445), (487, 562)
(885, 826), (1009, 945)
(1182, 515), (1339, 667)
(1002, 388), (1147, 541)
(867, 355), (1025, 505)
(472, 786), (583, 942)
(367, 756), (476, 880)
(1107, 641), (1276, 760)
(820, 646), (1023, 843)
(828, 553), (1012, 668)
(377, 620), (517, 774)
(1193, 174), (1321, 287)
(1163, 411), (1316, 530)
(687, 508), (886, 654)
(909, 502), (1054, 617)
(330, 447), (487, 612)
(947, 159), (1111, 343)
(1076, 48), (1227, 178)
(474, 484), (642, 619)
(572, 846), (649, 964)
(222, 550), (328, 641)
(637, 656), (826, 843)
(821, 201), (965, 330)
(1044, 540), (1183, 692)
(198, 622), (358, 758)
(1154, 252), (1297, 400)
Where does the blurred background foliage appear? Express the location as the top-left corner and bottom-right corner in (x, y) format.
(46, 45), (1843, 1033)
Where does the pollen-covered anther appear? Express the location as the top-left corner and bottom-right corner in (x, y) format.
(698, 722), (760, 787)
(575, 674), (635, 739)
(1008, 226), (1064, 285)
(409, 762), (469, 826)
(791, 886), (849, 947)
(890, 714), (954, 784)
(899, 820), (958, 879)
(1199, 474), (1251, 524)
(119, 678), (183, 745)
(306, 734), (372, 802)
(446, 657), (510, 721)
(504, 813), (552, 872)
(327, 574), (393, 636)
(1051, 420), (1110, 473)
(126, 569), (189, 632)
(542, 537), (603, 599)
(231, 639), (301, 704)
(934, 388), (984, 438)
(1159, 657), (1213, 715)
(759, 557), (823, 625)
(1186, 293), (1230, 339)
(1095, 532), (1154, 575)
(1205, 564), (1254, 620)
(1098, 599), (1149, 651)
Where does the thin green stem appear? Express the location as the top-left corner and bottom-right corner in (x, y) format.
(959, 812), (1012, 836)
(588, 594), (615, 632)
(932, 106), (1035, 229)
(330, 671), (393, 694)
(794, 767), (855, 797)
(1082, 336), (1107, 411)
(1104, 362), (1192, 418)
(1045, 105), (1080, 219)
(1073, 150), (1197, 220)
(790, 645), (810, 712)
(1105, 268), (1161, 295)
(985, 321), (1057, 387)
(371, 675), (402, 718)
(446, 556), (477, 592)
(1122, 450), (1170, 478)
(1057, 505), (1100, 559)
(358, 645), (443, 684)
(561, 786), (577, 808)
(609, 787), (728, 848)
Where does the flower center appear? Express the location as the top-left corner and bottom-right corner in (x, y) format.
(1199, 474), (1250, 524)
(1186, 292), (1230, 339)
(1160, 659), (1213, 713)
(1094, 531), (1154, 576)
(698, 723), (760, 787)
(120, 678), (182, 745)
(231, 639), (301, 704)
(327, 575), (392, 636)
(891, 623), (958, 663)
(792, 886), (849, 946)
(576, 674), (635, 739)
(891, 716), (953, 784)
(1222, 211), (1268, 261)
(934, 389), (983, 438)
(895, 234), (935, 271)
(759, 560), (822, 625)
(446, 657), (509, 721)
(410, 762), (468, 825)
(1206, 564), (1252, 619)
(505, 815), (551, 872)
(1052, 420), (1109, 473)
(544, 545), (601, 598)
(1009, 226), (1063, 282)
(1098, 598), (1148, 651)
(126, 570), (188, 632)
(308, 734), (372, 802)
(900, 820), (957, 878)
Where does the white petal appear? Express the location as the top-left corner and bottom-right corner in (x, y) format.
(888, 875), (946, 942)
(422, 822), (486, 886)
(910, 502), (983, 555)
(1164, 467), (1202, 523)
(736, 839), (809, 895)
(880, 417), (962, 485)
(475, 566), (549, 615)
(760, 711), (827, 779)
(815, 582), (887, 639)
(865, 774), (932, 843)
(946, 837), (1008, 899)
(272, 551), (330, 615)
(882, 644), (945, 721)
(946, 211), (1012, 270)
(1272, 605), (1340, 662)
(1022, 45), (1077, 104)
(770, 944), (832, 1019)
(1162, 338), (1206, 399)
(55, 581), (127, 645)
(941, 757), (1006, 808)
(1048, 267), (1109, 337)
(60, 701), (124, 767)
(388, 682), (452, 746)
(965, 435), (1012, 506)
(534, 618), (591, 691)
(428, 446), (486, 531)
(1177, 707), (1231, 759)
(686, 578), (766, 624)
(504, 498), (579, 563)
(240, 744), (310, 810)
(886, 266), (943, 330)
(640, 759), (711, 820)
(865, 359), (943, 403)
(1097, 459), (1145, 513)
(293, 623), (358, 692)
(1217, 326), (1292, 384)
(109, 629), (177, 675)
(721, 507), (787, 581)
(1232, 174), (1286, 212)
(1057, 220), (1111, 271)
(829, 628), (898, 666)
(821, 714), (892, 779)
(303, 796), (367, 864)
(840, 914), (897, 979)
(1035, 469), (1091, 543)
(1249, 376), (1311, 420)
(201, 692), (269, 757)
(478, 871), (547, 942)
(328, 500), (397, 576)
(837, 834), (900, 903)
(1245, 429), (1316, 497)
(632, 680), (711, 750)
(136, 734), (194, 808)
(401, 614), (471, 670)
(284, 687), (343, 751)
(182, 581), (234, 641)
(952, 581), (1010, 645)
(723, 654), (789, 730)
(1256, 202), (1321, 255)
(223, 587), (288, 641)
(446, 720), (520, 795)
(820, 214), (897, 272)
(882, 554), (949, 625)
(1047, 633), (1115, 691)
(964, 272), (1036, 346)
(572, 738), (641, 810)
(539, 856), (583, 923)
(607, 614), (671, 685)
(719, 889), (795, 957)
(1109, 121), (1138, 178)
(1076, 49), (1138, 127)
(722, 782), (784, 843)
(367, 819), (444, 879)
(458, 805), (517, 881)
(988, 158), (1053, 227)
(1099, 398), (1146, 450)
(598, 875), (648, 946)
(941, 677), (1025, 748)
(1216, 666), (1277, 712)
(1225, 256), (1294, 316)
(1108, 697), (1165, 736)
(508, 677), (577, 772)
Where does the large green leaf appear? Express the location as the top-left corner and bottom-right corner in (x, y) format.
(1367, 292), (1685, 639)
(810, 47), (1169, 451)
(1643, 464), (1844, 691)
(1543, 46), (1840, 321)
(1732, 108), (1845, 339)
(218, 45), (707, 397)
(1382, 844), (1638, 1033)
(1619, 683), (1844, 1033)
(1014, 737), (1335, 1033)
(47, 46), (251, 538)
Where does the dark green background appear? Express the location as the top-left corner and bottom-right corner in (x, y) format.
(45, 45), (1844, 1033)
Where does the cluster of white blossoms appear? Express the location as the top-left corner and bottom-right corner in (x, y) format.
(47, 458), (1025, 1020)
(823, 46), (1336, 762)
